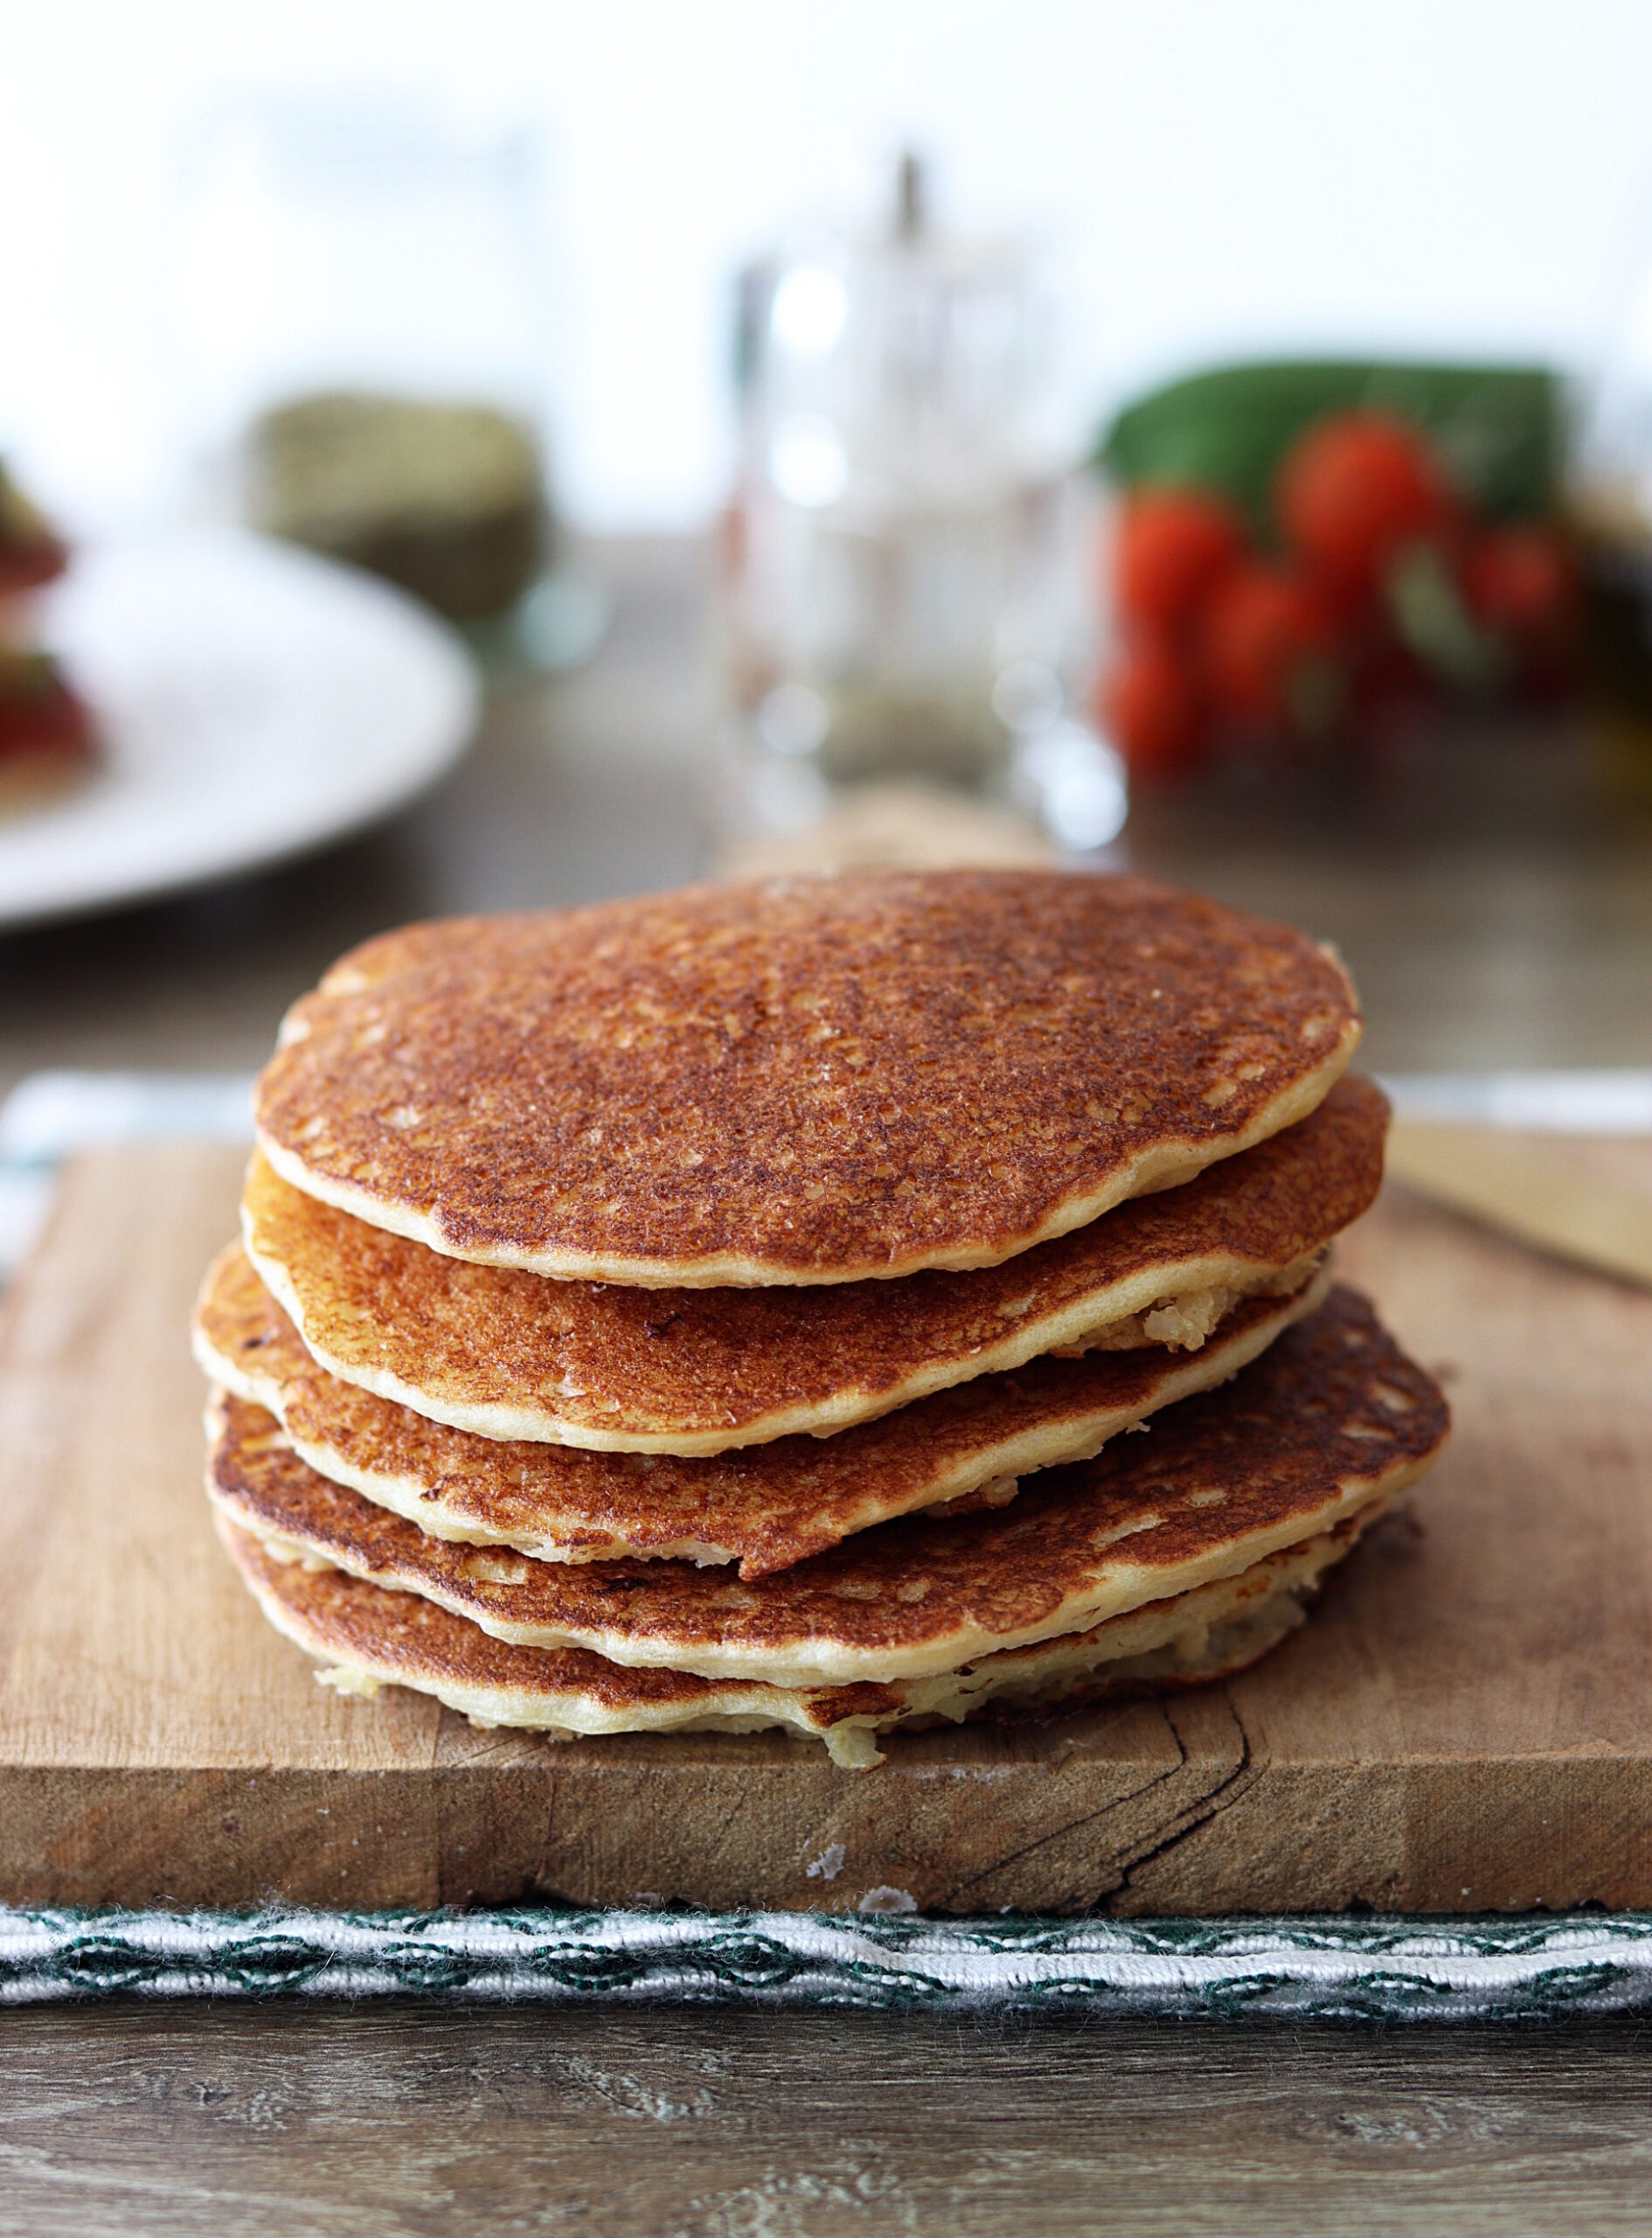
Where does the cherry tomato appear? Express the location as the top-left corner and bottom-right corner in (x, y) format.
(1276, 411), (1457, 591)
(1461, 525), (1574, 639)
(1347, 629), (1437, 741)
(1097, 636), (1206, 779)
(1199, 562), (1343, 732)
(1112, 488), (1246, 629)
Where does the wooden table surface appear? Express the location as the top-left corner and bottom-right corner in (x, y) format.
(4, 537), (1652, 2235)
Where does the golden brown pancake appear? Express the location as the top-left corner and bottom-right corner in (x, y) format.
(254, 871), (1360, 1286)
(196, 1249), (1328, 1578)
(218, 1505), (1382, 1769)
(206, 1287), (1447, 1688)
(241, 1076), (1385, 1453)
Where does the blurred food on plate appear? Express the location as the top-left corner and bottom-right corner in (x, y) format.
(247, 392), (545, 622)
(1093, 361), (1579, 784)
(0, 466), (69, 597)
(0, 462), (96, 815)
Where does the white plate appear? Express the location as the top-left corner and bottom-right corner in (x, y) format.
(0, 529), (480, 931)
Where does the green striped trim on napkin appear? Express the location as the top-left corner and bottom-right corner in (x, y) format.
(5, 1908), (1651, 2020)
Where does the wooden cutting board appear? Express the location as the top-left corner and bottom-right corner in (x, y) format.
(3, 1139), (1651, 1918)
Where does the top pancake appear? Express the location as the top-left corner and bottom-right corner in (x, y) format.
(254, 870), (1360, 1286)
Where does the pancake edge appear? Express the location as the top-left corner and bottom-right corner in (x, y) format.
(239, 1187), (1339, 1454)
(194, 1259), (1331, 1575)
(205, 1342), (1444, 1688)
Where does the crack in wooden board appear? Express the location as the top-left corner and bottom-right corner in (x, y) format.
(2, 1143), (1652, 1914)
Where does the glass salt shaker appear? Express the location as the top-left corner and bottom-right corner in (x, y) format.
(722, 156), (1119, 851)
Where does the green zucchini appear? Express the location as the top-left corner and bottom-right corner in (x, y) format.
(1097, 360), (1564, 532)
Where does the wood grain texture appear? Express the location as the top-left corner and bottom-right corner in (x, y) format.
(2, 2001), (1652, 2238)
(2, 1140), (1651, 1913)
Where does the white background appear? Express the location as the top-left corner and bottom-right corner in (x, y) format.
(3, 0), (1650, 531)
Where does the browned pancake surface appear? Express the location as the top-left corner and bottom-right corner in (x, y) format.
(209, 1287), (1447, 1685)
(255, 872), (1360, 1284)
(243, 1077), (1385, 1451)
(197, 1248), (1324, 1577)
(219, 1517), (744, 1718)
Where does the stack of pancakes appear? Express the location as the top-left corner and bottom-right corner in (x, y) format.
(193, 870), (1449, 1769)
